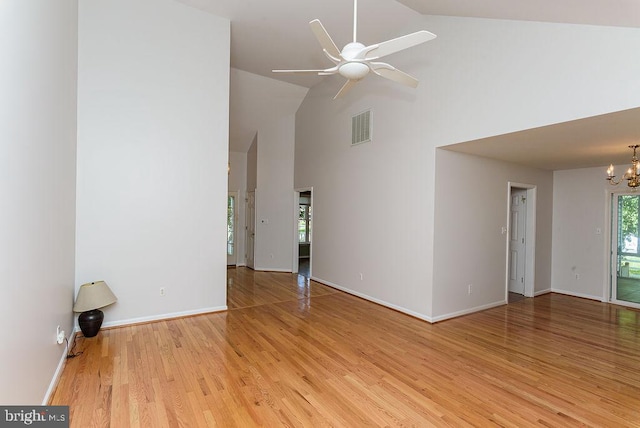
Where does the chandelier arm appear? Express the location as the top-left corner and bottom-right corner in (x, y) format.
(607, 176), (622, 186)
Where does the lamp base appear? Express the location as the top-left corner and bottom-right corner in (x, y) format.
(78, 309), (104, 338)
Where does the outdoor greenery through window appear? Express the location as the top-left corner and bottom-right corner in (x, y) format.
(619, 195), (639, 255)
(227, 195), (235, 256)
(299, 204), (311, 243)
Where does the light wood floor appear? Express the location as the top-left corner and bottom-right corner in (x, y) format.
(51, 268), (640, 427)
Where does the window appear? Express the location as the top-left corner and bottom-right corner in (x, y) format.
(619, 195), (640, 255)
(227, 195), (235, 256)
(299, 204), (311, 243)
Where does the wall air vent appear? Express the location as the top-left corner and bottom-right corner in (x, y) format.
(351, 109), (372, 146)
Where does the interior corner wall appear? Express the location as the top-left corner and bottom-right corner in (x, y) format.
(76, 0), (230, 324)
(552, 166), (611, 300)
(433, 150), (553, 320)
(295, 83), (435, 319)
(295, 15), (640, 321)
(0, 1), (78, 404)
(254, 116), (297, 271)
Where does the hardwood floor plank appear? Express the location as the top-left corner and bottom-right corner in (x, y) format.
(51, 268), (640, 426)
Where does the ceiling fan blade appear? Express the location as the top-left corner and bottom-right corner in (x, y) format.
(364, 30), (436, 60)
(370, 62), (419, 88)
(334, 79), (358, 100)
(272, 69), (328, 74)
(309, 19), (341, 58)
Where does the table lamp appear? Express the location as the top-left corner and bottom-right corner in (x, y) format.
(73, 281), (117, 337)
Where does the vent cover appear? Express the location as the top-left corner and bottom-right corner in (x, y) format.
(351, 109), (372, 146)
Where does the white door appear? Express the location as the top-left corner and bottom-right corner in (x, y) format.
(246, 191), (255, 269)
(508, 189), (527, 294)
(227, 192), (238, 266)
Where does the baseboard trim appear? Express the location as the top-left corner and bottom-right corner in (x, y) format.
(430, 300), (505, 323)
(550, 288), (603, 302)
(311, 276), (510, 324)
(310, 276), (434, 323)
(253, 267), (292, 273)
(534, 288), (552, 297)
(102, 306), (228, 329)
(43, 330), (77, 405)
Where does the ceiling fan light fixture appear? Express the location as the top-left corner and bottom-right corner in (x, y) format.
(339, 62), (369, 80)
(272, 0), (436, 99)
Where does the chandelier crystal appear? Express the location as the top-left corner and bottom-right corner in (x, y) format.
(606, 145), (640, 189)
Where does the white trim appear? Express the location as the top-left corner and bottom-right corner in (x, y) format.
(534, 288), (552, 296)
(311, 276), (507, 323)
(604, 189), (613, 302)
(42, 330), (78, 405)
(550, 288), (603, 301)
(610, 298), (640, 310)
(310, 276), (434, 323)
(431, 300), (506, 323)
(102, 306), (227, 329)
(252, 267), (292, 273)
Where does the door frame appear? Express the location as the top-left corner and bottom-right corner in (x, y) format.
(293, 187), (313, 275)
(227, 191), (239, 266)
(246, 190), (256, 270)
(505, 182), (537, 300)
(608, 191), (640, 309)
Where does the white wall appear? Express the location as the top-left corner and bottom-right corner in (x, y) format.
(295, 15), (640, 321)
(552, 166), (611, 300)
(247, 135), (258, 192)
(0, 1), (78, 404)
(433, 150), (553, 320)
(229, 151), (247, 265)
(230, 69), (308, 271)
(76, 0), (230, 324)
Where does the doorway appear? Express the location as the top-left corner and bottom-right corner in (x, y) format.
(610, 192), (640, 307)
(294, 189), (312, 278)
(506, 183), (537, 301)
(227, 191), (238, 266)
(246, 191), (255, 269)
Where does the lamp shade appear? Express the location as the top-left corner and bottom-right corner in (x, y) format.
(73, 281), (117, 313)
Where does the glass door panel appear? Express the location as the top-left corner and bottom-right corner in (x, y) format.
(614, 194), (640, 305)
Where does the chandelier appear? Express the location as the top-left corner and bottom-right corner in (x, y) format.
(606, 145), (640, 189)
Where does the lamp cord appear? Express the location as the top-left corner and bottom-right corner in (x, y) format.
(65, 335), (83, 359)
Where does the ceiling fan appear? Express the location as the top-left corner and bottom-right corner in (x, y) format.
(272, 0), (436, 99)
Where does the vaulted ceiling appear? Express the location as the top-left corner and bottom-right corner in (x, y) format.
(177, 0), (640, 170)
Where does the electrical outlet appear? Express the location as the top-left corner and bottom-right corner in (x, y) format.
(160, 287), (165, 296)
(56, 326), (65, 345)
(359, 273), (363, 280)
(468, 284), (473, 294)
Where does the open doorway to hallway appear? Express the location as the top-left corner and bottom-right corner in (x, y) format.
(295, 189), (312, 278)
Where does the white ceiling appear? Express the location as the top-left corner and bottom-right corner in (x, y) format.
(177, 0), (640, 170)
